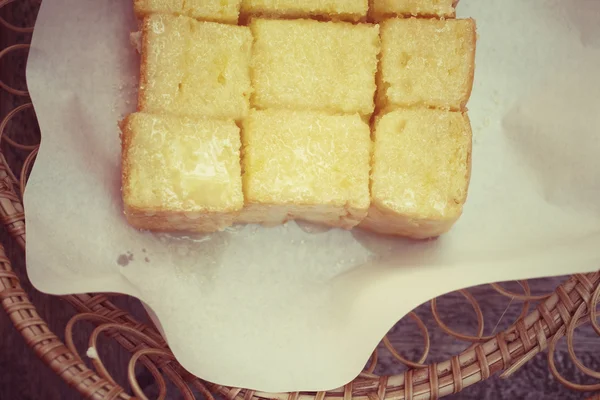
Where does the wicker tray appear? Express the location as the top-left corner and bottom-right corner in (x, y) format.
(1, 1), (600, 399)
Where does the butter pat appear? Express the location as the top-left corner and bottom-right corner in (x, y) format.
(241, 0), (368, 22)
(250, 18), (380, 117)
(371, 0), (456, 20)
(239, 109), (371, 229)
(361, 109), (472, 239)
(121, 112), (243, 232)
(138, 14), (252, 120)
(378, 18), (476, 111)
(134, 0), (243, 24)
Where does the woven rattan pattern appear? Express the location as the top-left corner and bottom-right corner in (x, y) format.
(1, 1), (599, 399)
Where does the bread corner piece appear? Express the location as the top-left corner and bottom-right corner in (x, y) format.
(121, 112), (243, 233)
(250, 18), (380, 118)
(134, 0), (243, 24)
(378, 18), (476, 112)
(360, 108), (472, 239)
(138, 13), (252, 120)
(239, 109), (371, 229)
(241, 0), (368, 22)
(370, 0), (456, 21)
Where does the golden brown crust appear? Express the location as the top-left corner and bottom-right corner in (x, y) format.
(120, 113), (243, 233)
(369, 0), (457, 22)
(241, 10), (366, 23)
(359, 202), (460, 239)
(120, 114), (135, 211)
(371, 10), (456, 22)
(241, 0), (368, 22)
(136, 17), (151, 113)
(373, 58), (387, 116)
(132, 0), (242, 23)
(132, 0), (144, 16)
(124, 204), (238, 232)
(459, 18), (477, 111)
(360, 110), (472, 239)
(460, 111), (474, 204)
(237, 202), (367, 230)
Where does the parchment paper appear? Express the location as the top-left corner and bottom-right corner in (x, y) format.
(25, 0), (600, 392)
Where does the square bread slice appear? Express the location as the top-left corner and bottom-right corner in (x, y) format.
(250, 18), (380, 117)
(121, 112), (243, 233)
(370, 0), (456, 20)
(378, 18), (476, 112)
(134, 0), (243, 24)
(360, 108), (472, 239)
(241, 0), (368, 22)
(138, 14), (252, 120)
(239, 109), (371, 229)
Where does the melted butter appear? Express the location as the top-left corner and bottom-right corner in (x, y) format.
(242, 109), (371, 210)
(125, 113), (243, 213)
(141, 14), (251, 120)
(372, 108), (471, 219)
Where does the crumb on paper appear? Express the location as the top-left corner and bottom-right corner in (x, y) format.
(145, 257), (150, 262)
(86, 347), (99, 360)
(117, 252), (134, 266)
(130, 31), (142, 54)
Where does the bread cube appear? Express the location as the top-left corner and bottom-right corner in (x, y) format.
(378, 18), (476, 111)
(360, 109), (472, 239)
(250, 18), (380, 117)
(241, 0), (368, 22)
(134, 0), (243, 24)
(239, 109), (371, 229)
(370, 0), (456, 20)
(121, 112), (243, 233)
(138, 14), (252, 120)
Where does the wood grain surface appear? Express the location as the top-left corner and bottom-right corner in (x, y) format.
(0, 1), (598, 399)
